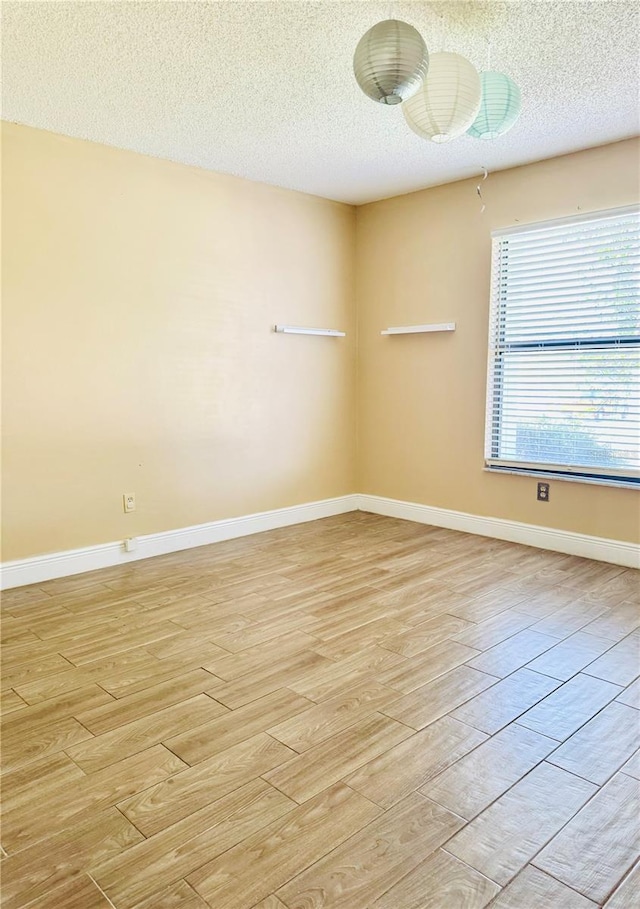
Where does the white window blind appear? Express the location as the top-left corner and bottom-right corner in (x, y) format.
(485, 205), (640, 486)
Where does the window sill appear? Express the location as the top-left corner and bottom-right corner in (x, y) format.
(484, 466), (640, 491)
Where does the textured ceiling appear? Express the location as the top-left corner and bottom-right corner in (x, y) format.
(2, 1), (639, 204)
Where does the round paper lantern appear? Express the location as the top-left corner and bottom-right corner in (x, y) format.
(403, 52), (481, 142)
(353, 19), (429, 106)
(467, 71), (522, 139)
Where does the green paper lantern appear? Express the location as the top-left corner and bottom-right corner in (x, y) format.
(467, 71), (521, 140)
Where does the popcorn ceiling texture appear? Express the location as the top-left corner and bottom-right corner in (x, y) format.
(2, 1), (639, 204)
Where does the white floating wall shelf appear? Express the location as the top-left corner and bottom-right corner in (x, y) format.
(274, 325), (346, 337)
(381, 322), (456, 336)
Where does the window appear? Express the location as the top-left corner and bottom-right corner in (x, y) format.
(485, 206), (640, 488)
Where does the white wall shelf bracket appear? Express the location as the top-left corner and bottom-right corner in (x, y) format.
(274, 325), (346, 337)
(381, 322), (456, 336)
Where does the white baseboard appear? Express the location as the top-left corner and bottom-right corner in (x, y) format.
(357, 494), (640, 569)
(0, 495), (359, 590)
(3, 492), (637, 590)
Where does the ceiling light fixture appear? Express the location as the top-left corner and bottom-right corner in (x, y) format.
(353, 19), (429, 106)
(467, 70), (522, 139)
(353, 20), (521, 143)
(403, 51), (482, 143)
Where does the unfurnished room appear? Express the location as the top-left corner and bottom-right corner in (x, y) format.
(0, 2), (639, 908)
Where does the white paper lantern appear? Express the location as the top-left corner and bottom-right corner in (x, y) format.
(467, 71), (522, 139)
(403, 52), (481, 142)
(353, 19), (429, 106)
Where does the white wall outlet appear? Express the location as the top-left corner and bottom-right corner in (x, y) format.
(123, 493), (136, 513)
(124, 537), (137, 552)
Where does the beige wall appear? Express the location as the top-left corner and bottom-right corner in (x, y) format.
(356, 138), (640, 543)
(1, 123), (356, 560)
(2, 125), (638, 562)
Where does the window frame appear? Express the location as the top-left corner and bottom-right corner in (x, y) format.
(484, 204), (640, 490)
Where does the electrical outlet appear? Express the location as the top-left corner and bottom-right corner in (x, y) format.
(537, 482), (550, 502)
(123, 493), (136, 513)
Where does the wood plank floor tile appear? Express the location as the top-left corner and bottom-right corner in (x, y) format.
(0, 752), (85, 811)
(92, 779), (295, 909)
(369, 848), (500, 909)
(250, 898), (287, 909)
(448, 588), (525, 624)
(171, 605), (256, 634)
(467, 629), (558, 678)
(621, 749), (640, 780)
(202, 631), (322, 682)
(388, 586), (472, 627)
(1, 637), (73, 668)
(488, 865), (598, 908)
(13, 874), (116, 909)
(76, 668), (224, 734)
(547, 560), (625, 593)
(0, 688), (27, 714)
(577, 571), (639, 609)
(423, 723), (555, 820)
(67, 693), (225, 772)
(15, 620), (131, 656)
(268, 680), (399, 752)
(205, 649), (334, 710)
(2, 515), (637, 909)
(287, 646), (405, 702)
(276, 793), (463, 909)
(263, 714), (413, 803)
(214, 611), (319, 652)
(378, 614), (475, 658)
(525, 631), (615, 681)
(450, 668), (560, 735)
(312, 617), (409, 660)
(345, 716), (486, 809)
(582, 631), (640, 687)
(534, 772), (640, 903)
(58, 621), (183, 665)
(118, 733), (296, 836)
(444, 761), (597, 884)
(0, 808), (143, 908)
(131, 880), (210, 909)
(1, 652), (75, 689)
(516, 673), (623, 741)
(581, 600), (640, 642)
(595, 569), (640, 605)
(187, 782), (381, 909)
(2, 744), (187, 852)
(452, 610), (536, 651)
(381, 666), (499, 731)
(144, 634), (229, 664)
(99, 654), (224, 699)
(512, 585), (579, 619)
(603, 861), (640, 908)
(531, 600), (610, 640)
(166, 688), (315, 765)
(452, 568), (520, 600)
(616, 676), (640, 709)
(306, 597), (392, 642)
(1, 715), (93, 771)
(377, 639), (480, 693)
(1, 684), (114, 739)
(12, 649), (164, 704)
(547, 701), (640, 784)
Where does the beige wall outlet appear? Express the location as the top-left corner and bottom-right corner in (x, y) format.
(123, 493), (136, 513)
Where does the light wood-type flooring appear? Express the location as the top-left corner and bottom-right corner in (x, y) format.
(1, 512), (639, 909)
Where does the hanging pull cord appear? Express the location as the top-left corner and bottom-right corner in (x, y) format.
(477, 166), (488, 213)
